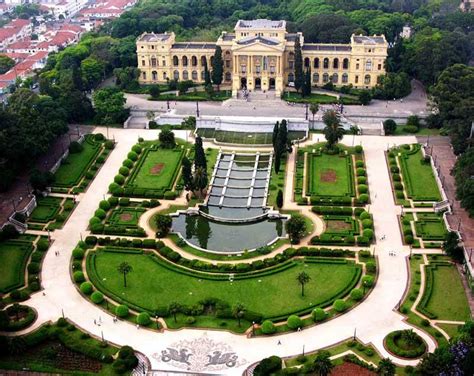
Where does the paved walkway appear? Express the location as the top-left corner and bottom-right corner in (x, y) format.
(7, 130), (439, 374)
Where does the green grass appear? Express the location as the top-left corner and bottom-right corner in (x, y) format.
(127, 146), (184, 191)
(150, 90), (232, 101)
(437, 323), (462, 338)
(394, 125), (441, 136)
(422, 263), (471, 321)
(307, 153), (354, 197)
(106, 207), (145, 227)
(196, 129), (306, 145)
(414, 213), (447, 241)
(29, 197), (62, 223)
(53, 135), (102, 188)
(284, 92), (360, 105)
(397, 145), (442, 201)
(0, 239), (34, 293)
(88, 250), (360, 321)
(267, 155), (287, 207)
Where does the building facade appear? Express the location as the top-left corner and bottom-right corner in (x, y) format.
(136, 19), (388, 96)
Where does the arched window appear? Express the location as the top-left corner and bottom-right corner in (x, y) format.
(182, 56), (188, 66)
(323, 73), (329, 83)
(288, 72), (295, 83)
(173, 56), (179, 66)
(313, 58), (319, 69)
(333, 58), (339, 69)
(163, 72), (167, 80)
(173, 70), (179, 80)
(201, 70), (205, 80)
(304, 57), (310, 68)
(192, 70), (198, 80)
(364, 74), (371, 84)
(323, 58), (329, 69)
(191, 56), (197, 66)
(182, 70), (188, 80)
(342, 73), (348, 83)
(313, 73), (319, 83)
(152, 71), (157, 81)
(332, 73), (338, 83)
(225, 72), (231, 81)
(201, 56), (207, 66)
(142, 72), (146, 80)
(151, 57), (157, 67)
(365, 60), (372, 71)
(343, 58), (349, 69)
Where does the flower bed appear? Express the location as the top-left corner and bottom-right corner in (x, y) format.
(384, 330), (427, 358)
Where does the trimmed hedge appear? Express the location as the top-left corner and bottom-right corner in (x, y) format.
(385, 330), (427, 358)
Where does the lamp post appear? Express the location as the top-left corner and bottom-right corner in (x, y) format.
(196, 101), (200, 117)
(252, 321), (255, 336)
(167, 100), (170, 111)
(305, 103), (308, 120)
(353, 328), (357, 341)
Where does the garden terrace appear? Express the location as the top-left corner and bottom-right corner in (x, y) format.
(295, 143), (367, 206)
(399, 212), (447, 248)
(0, 235), (49, 299)
(196, 129), (306, 145)
(110, 140), (187, 199)
(51, 134), (112, 194)
(417, 258), (471, 322)
(84, 247), (364, 333)
(387, 144), (442, 206)
(26, 197), (76, 231)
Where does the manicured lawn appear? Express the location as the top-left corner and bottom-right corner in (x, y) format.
(398, 145), (441, 201)
(284, 92), (360, 105)
(423, 264), (471, 321)
(414, 213), (447, 241)
(88, 250), (360, 320)
(437, 323), (461, 338)
(196, 129), (306, 145)
(127, 147), (184, 190)
(0, 240), (34, 293)
(307, 153), (354, 197)
(106, 207), (145, 228)
(150, 90), (231, 102)
(29, 197), (62, 223)
(53, 135), (102, 188)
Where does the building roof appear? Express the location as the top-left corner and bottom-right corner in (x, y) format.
(138, 33), (171, 42)
(236, 19), (285, 29)
(303, 44), (351, 52)
(172, 42), (216, 50)
(353, 35), (385, 44)
(221, 33), (235, 41)
(285, 33), (299, 42)
(237, 35), (280, 46)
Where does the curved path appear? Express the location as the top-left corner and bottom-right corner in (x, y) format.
(8, 129), (436, 374)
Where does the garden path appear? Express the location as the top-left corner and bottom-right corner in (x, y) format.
(13, 129), (437, 374)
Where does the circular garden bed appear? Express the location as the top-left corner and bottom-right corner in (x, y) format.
(384, 330), (427, 359)
(0, 304), (37, 332)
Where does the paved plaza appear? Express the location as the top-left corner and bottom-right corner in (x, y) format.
(4, 127), (442, 374)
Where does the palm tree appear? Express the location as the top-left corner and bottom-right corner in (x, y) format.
(322, 110), (344, 150)
(232, 303), (246, 327)
(169, 302), (181, 323)
(297, 271), (311, 297)
(310, 103), (319, 122)
(312, 351), (334, 376)
(193, 166), (208, 198)
(117, 262), (133, 288)
(377, 358), (395, 376)
(401, 329), (418, 347)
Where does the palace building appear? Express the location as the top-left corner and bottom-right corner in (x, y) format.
(136, 19), (388, 97)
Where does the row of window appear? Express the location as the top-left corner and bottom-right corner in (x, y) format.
(287, 72), (371, 84)
(144, 70), (233, 81)
(304, 57), (350, 70)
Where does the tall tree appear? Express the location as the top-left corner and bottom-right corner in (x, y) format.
(294, 37), (304, 94)
(194, 136), (207, 171)
(159, 127), (176, 148)
(169, 302), (181, 323)
(211, 46), (223, 91)
(310, 103), (319, 122)
(272, 121), (279, 150)
(117, 262), (133, 288)
(378, 358), (396, 376)
(181, 156), (194, 191)
(278, 119), (288, 153)
(297, 271), (311, 297)
(193, 166), (208, 198)
(203, 58), (211, 87)
(312, 351), (334, 376)
(232, 303), (246, 327)
(323, 110), (344, 149)
(303, 67), (312, 97)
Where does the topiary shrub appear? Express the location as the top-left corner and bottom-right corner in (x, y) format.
(355, 145), (363, 153)
(69, 141), (83, 153)
(333, 299), (347, 312)
(119, 166), (130, 176)
(123, 159), (134, 168)
(127, 151), (138, 161)
(116, 305), (129, 318)
(405, 235), (414, 244)
(91, 291), (104, 304)
(132, 145), (142, 154)
(357, 176), (367, 184)
(80, 282), (93, 295)
(312, 308), (327, 322)
(359, 211), (370, 220)
(94, 209), (107, 220)
(28, 262), (40, 273)
(394, 182), (403, 190)
(358, 194), (369, 204)
(350, 288), (364, 301)
(99, 200), (111, 211)
(363, 229), (374, 240)
(403, 228), (413, 236)
(114, 175), (125, 185)
(393, 173), (401, 182)
(72, 247), (85, 260)
(36, 238), (49, 252)
(356, 168), (366, 176)
(136, 312), (151, 326)
(287, 315), (302, 330)
(396, 191), (405, 199)
(105, 140), (114, 149)
(73, 271), (85, 283)
(358, 184), (368, 193)
(362, 275), (374, 288)
(366, 261), (376, 273)
(261, 320), (276, 334)
(362, 219), (373, 229)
